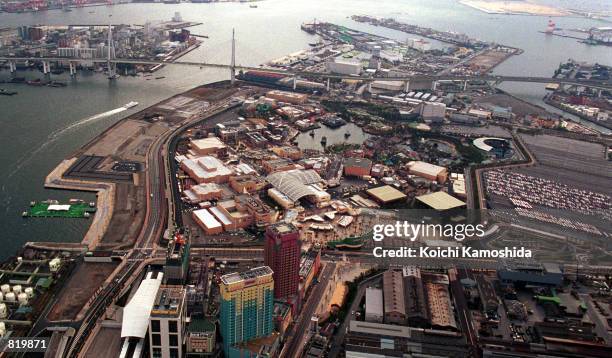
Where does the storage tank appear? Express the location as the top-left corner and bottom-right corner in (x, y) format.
(0, 322), (5, 337)
(5, 292), (16, 302)
(0, 284), (10, 294)
(0, 292), (3, 302)
(17, 293), (28, 306)
(24, 287), (34, 298)
(12, 285), (22, 294)
(0, 303), (6, 319)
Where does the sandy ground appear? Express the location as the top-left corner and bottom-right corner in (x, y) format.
(460, 0), (568, 16)
(47, 262), (118, 322)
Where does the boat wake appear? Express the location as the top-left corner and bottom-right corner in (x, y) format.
(6, 106), (129, 179)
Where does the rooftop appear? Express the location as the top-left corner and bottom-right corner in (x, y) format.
(151, 285), (185, 316)
(416, 191), (465, 211)
(366, 185), (407, 203)
(220, 266), (274, 286)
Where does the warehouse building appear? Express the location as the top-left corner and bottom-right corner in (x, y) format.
(344, 157), (372, 177)
(365, 287), (384, 323)
(366, 185), (407, 205)
(383, 270), (406, 325)
(192, 209), (223, 235)
(183, 183), (224, 204)
(189, 136), (227, 156)
(266, 90), (308, 105)
(326, 58), (362, 75)
(181, 156), (233, 184)
(415, 191), (466, 211)
(407, 161), (448, 183)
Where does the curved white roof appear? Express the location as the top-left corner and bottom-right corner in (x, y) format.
(267, 169), (322, 202)
(473, 137), (505, 152)
(121, 272), (163, 338)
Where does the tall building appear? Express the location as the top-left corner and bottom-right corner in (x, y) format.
(220, 266), (274, 358)
(264, 223), (301, 300)
(164, 233), (190, 285)
(149, 285), (187, 358)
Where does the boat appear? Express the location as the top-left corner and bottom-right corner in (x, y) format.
(124, 101), (139, 109)
(250, 4), (258, 8)
(344, 131), (351, 138)
(47, 81), (67, 87)
(26, 79), (44, 86)
(155, 76), (166, 80)
(0, 88), (18, 96)
(320, 136), (327, 145)
(309, 130), (315, 137)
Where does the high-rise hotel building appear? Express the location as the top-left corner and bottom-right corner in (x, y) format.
(219, 266), (274, 358)
(264, 223), (301, 300)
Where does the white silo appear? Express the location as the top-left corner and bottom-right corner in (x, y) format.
(0, 284), (10, 294)
(5, 292), (16, 302)
(17, 293), (28, 306)
(12, 285), (22, 294)
(25, 287), (34, 298)
(0, 303), (6, 319)
(0, 322), (5, 337)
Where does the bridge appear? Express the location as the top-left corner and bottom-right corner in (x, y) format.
(2, 56), (612, 91)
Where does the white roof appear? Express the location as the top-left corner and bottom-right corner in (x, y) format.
(365, 288), (383, 318)
(182, 156), (233, 181)
(121, 272), (163, 338)
(191, 137), (226, 151)
(193, 209), (222, 229)
(408, 161), (445, 177)
(209, 206), (232, 226)
(48, 204), (70, 211)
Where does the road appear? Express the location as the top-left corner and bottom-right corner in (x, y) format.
(449, 268), (480, 358)
(281, 262), (336, 358)
(2, 57), (611, 90)
(63, 94), (243, 357)
(327, 272), (383, 358)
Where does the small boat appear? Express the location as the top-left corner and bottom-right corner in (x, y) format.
(320, 136), (327, 144)
(124, 101), (139, 109)
(47, 81), (67, 87)
(155, 76), (165, 80)
(309, 130), (315, 137)
(249, 4), (258, 8)
(0, 88), (18, 96)
(27, 79), (44, 86)
(344, 131), (351, 138)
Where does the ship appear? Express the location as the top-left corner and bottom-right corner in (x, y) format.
(0, 89), (18, 96)
(124, 101), (139, 109)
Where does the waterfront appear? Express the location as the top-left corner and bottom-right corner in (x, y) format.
(0, 0), (611, 258)
(296, 123), (371, 151)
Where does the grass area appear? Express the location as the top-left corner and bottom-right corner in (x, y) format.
(26, 202), (96, 218)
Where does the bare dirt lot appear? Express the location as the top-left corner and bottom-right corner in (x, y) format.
(98, 181), (146, 248)
(47, 262), (118, 322)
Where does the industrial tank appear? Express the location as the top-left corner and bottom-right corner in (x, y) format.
(5, 292), (16, 302)
(0, 284), (10, 294)
(25, 287), (34, 298)
(17, 293), (28, 306)
(12, 285), (22, 294)
(0, 303), (7, 319)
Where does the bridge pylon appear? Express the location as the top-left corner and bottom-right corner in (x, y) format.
(230, 28), (236, 86)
